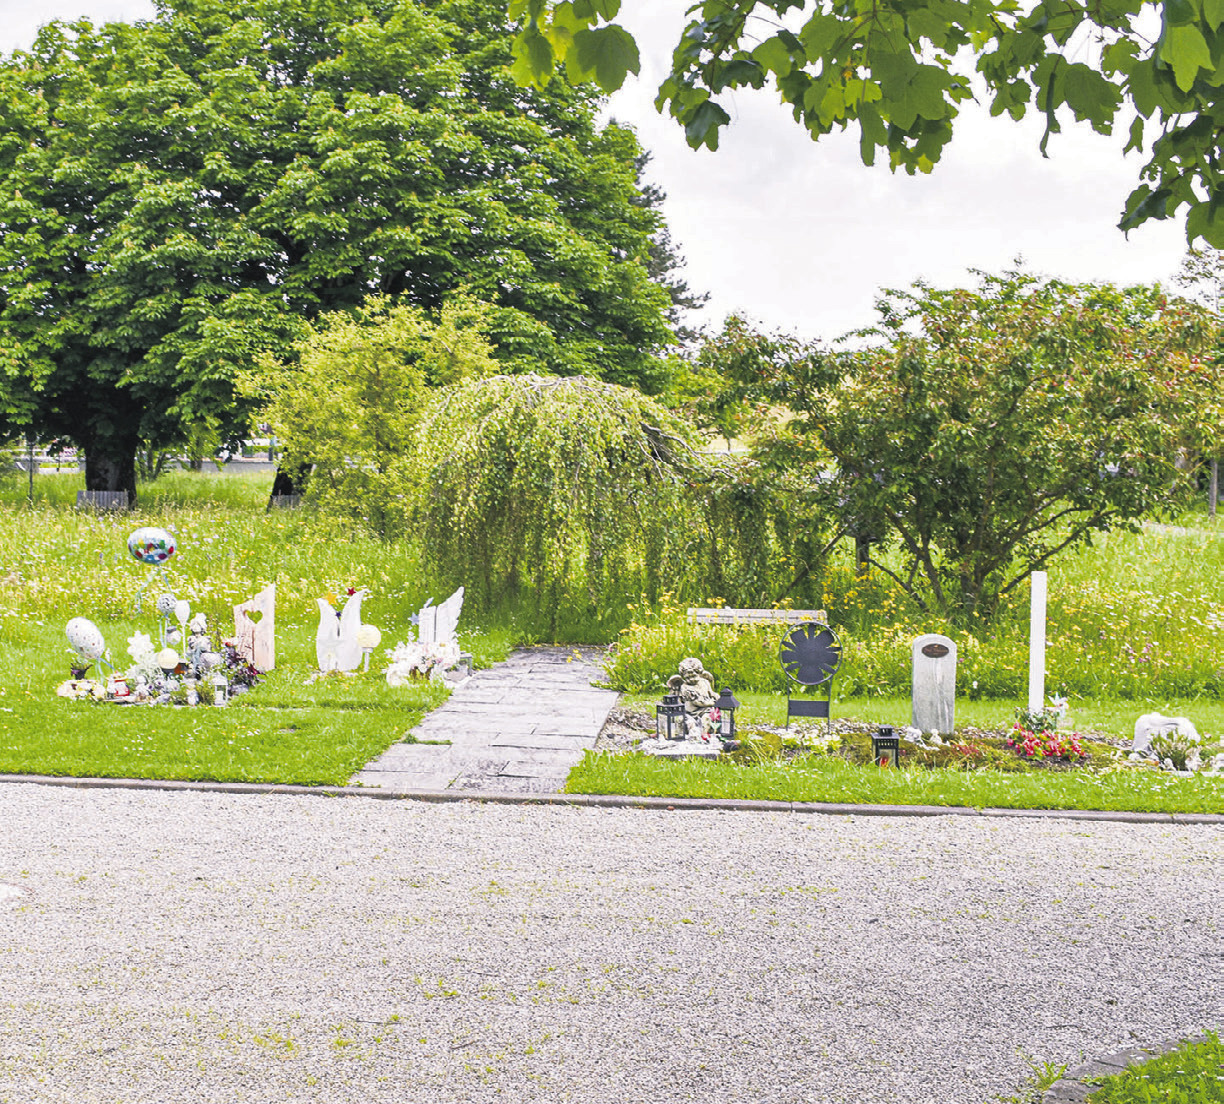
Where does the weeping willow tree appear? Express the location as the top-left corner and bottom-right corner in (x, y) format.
(414, 374), (700, 631)
(414, 373), (835, 633)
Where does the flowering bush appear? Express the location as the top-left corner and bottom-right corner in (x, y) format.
(385, 639), (460, 684)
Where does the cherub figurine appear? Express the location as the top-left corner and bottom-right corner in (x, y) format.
(668, 657), (718, 739)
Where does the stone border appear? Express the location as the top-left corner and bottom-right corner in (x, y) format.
(1, 772), (1222, 824)
(1041, 1036), (1212, 1103)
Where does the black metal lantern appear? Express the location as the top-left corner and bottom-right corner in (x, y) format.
(713, 687), (741, 742)
(872, 725), (901, 768)
(656, 694), (685, 741)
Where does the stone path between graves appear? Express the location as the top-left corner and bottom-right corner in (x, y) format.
(351, 646), (618, 794)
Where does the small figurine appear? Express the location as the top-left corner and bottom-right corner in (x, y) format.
(667, 657), (718, 740)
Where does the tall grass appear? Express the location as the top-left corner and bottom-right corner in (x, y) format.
(606, 515), (1224, 701)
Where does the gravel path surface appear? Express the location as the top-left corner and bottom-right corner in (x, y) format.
(0, 784), (1220, 1104)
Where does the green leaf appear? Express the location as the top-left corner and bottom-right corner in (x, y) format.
(570, 24), (639, 91)
(906, 7), (952, 48)
(1124, 113), (1145, 152)
(1160, 24), (1213, 91)
(683, 99), (731, 150)
(1186, 198), (1224, 246)
(1061, 63), (1121, 130)
(752, 34), (797, 76)
(511, 25), (555, 86)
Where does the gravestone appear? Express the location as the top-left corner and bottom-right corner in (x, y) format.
(912, 634), (957, 735)
(417, 586), (464, 646)
(233, 583), (276, 671)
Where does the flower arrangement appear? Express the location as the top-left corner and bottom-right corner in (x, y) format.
(385, 639), (461, 684)
(1007, 725), (1087, 761)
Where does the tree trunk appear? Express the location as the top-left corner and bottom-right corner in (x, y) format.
(84, 440), (138, 504)
(1211, 458), (1219, 519)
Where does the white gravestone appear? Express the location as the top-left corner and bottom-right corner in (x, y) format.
(912, 634), (957, 735)
(233, 583), (276, 671)
(417, 586), (464, 646)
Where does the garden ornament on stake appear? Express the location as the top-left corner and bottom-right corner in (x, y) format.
(126, 526), (177, 611)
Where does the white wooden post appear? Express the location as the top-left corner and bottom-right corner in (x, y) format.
(1027, 570), (1047, 712)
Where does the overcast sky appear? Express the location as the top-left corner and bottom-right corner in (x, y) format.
(1, 0), (1193, 341)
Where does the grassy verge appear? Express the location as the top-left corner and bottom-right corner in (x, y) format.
(565, 749), (1224, 813)
(1086, 1033), (1224, 1103)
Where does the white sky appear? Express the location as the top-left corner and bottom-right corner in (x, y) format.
(1, 0), (1192, 342)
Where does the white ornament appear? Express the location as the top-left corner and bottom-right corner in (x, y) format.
(66, 617), (106, 660)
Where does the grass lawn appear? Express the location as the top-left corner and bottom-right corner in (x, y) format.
(2, 654), (449, 786)
(0, 470), (513, 785)
(564, 749), (1224, 813)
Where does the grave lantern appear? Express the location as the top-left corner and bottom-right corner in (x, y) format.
(713, 687), (741, 742)
(872, 725), (900, 768)
(212, 671), (229, 707)
(656, 694), (685, 741)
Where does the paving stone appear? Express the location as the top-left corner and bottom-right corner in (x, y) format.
(489, 733), (595, 750)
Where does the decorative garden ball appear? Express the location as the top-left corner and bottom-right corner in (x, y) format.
(155, 593), (178, 616)
(126, 526), (177, 565)
(356, 624), (382, 650)
(65, 617), (106, 660)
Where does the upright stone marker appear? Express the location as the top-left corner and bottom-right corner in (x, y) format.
(233, 583), (275, 671)
(1028, 570), (1047, 712)
(912, 633), (957, 735)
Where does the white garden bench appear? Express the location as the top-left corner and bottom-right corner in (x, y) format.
(686, 607), (827, 626)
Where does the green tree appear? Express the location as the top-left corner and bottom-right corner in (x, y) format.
(412, 373), (699, 632)
(1173, 248), (1224, 515)
(510, 0), (1224, 244)
(0, 0), (674, 500)
(761, 271), (1221, 620)
(252, 296), (495, 538)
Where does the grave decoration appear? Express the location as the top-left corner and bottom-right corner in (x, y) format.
(642, 659), (739, 758)
(315, 587), (376, 673)
(385, 587), (468, 684)
(667, 657), (719, 740)
(234, 583), (276, 671)
(126, 525), (177, 611)
(872, 726), (901, 768)
(57, 534), (266, 705)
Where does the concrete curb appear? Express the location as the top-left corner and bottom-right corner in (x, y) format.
(1041, 1035), (1212, 1103)
(2, 772), (1222, 824)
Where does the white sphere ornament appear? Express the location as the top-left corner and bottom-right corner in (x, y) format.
(65, 617), (106, 660)
(155, 593), (178, 616)
(156, 647), (180, 671)
(356, 624), (382, 650)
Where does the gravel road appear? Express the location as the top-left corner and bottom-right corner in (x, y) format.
(0, 783), (1219, 1104)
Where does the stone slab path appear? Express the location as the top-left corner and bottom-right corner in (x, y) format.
(351, 645), (618, 794)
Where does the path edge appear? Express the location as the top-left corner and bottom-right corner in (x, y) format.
(1, 772), (1221, 824)
(1041, 1034), (1213, 1103)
